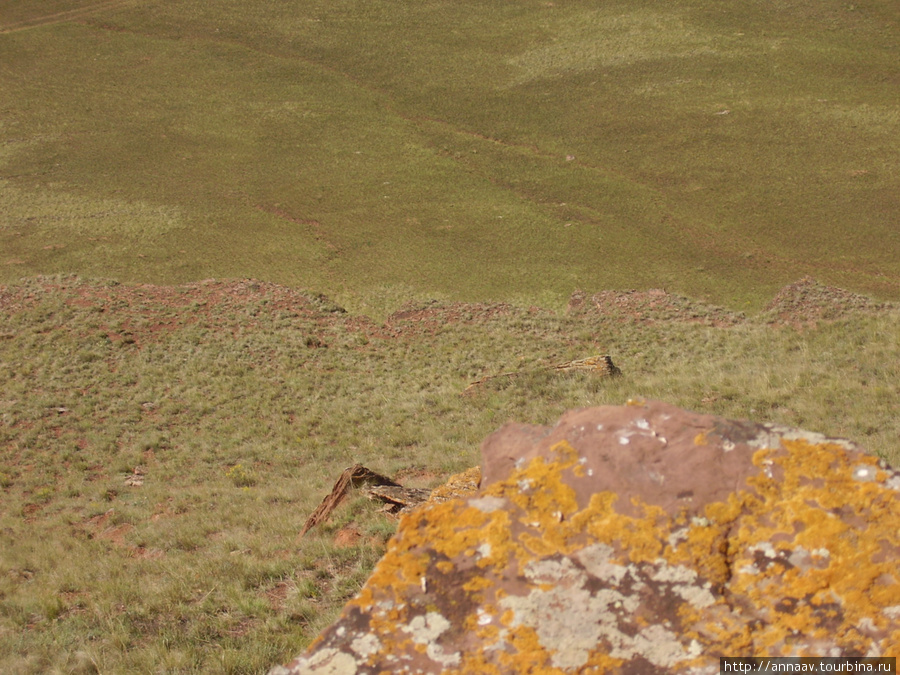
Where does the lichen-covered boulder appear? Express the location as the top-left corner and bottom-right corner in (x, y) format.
(271, 400), (900, 674)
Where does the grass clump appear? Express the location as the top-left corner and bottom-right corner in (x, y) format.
(226, 465), (259, 489)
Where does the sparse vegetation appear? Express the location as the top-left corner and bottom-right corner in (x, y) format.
(1, 275), (899, 673)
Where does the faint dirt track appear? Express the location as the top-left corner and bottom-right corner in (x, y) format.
(0, 0), (134, 34)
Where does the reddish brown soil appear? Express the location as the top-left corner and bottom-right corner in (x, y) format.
(1, 274), (894, 351)
(567, 287), (746, 327)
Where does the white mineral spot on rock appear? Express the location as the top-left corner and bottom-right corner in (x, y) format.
(477, 542), (492, 559)
(635, 418), (650, 430)
(883, 605), (900, 620)
(668, 527), (690, 549)
(748, 429), (783, 450)
(619, 436), (630, 445)
(751, 541), (778, 559)
(722, 440), (735, 452)
(469, 496), (506, 513)
(853, 465), (876, 482)
(477, 608), (492, 625)
(857, 617), (878, 633)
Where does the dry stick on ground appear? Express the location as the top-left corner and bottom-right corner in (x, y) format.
(299, 464), (401, 537)
(463, 354), (621, 394)
(366, 485), (432, 513)
(304, 357), (620, 532)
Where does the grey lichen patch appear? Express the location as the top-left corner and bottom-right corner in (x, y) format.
(787, 546), (831, 571)
(349, 633), (381, 660)
(574, 543), (629, 585)
(499, 553), (709, 670)
(284, 648), (359, 675)
(400, 612), (460, 668)
(499, 583), (612, 669)
(750, 425), (857, 452)
(615, 624), (703, 668)
(524, 556), (584, 586)
(402, 612), (450, 643)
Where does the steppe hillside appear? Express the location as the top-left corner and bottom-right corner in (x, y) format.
(2, 0), (899, 310)
(2, 0), (899, 671)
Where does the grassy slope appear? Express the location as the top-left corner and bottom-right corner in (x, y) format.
(1, 275), (898, 673)
(2, 0), (899, 311)
(1, 0), (899, 671)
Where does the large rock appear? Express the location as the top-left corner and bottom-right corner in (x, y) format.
(271, 400), (900, 674)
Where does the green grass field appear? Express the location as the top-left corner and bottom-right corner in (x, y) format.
(2, 0), (899, 311)
(2, 0), (900, 672)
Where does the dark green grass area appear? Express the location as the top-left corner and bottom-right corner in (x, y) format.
(2, 0), (899, 311)
(1, 276), (899, 672)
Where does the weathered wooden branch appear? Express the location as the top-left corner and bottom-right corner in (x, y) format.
(464, 354), (620, 393)
(299, 464), (402, 537)
(552, 354), (621, 376)
(366, 485), (432, 513)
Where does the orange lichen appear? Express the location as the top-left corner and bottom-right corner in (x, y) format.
(286, 411), (899, 674)
(435, 560), (455, 574)
(462, 576), (493, 593)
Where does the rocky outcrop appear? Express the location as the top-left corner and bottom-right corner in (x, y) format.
(762, 276), (895, 328)
(271, 400), (900, 674)
(567, 288), (745, 327)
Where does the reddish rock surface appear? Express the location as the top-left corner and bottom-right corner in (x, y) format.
(272, 401), (900, 674)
